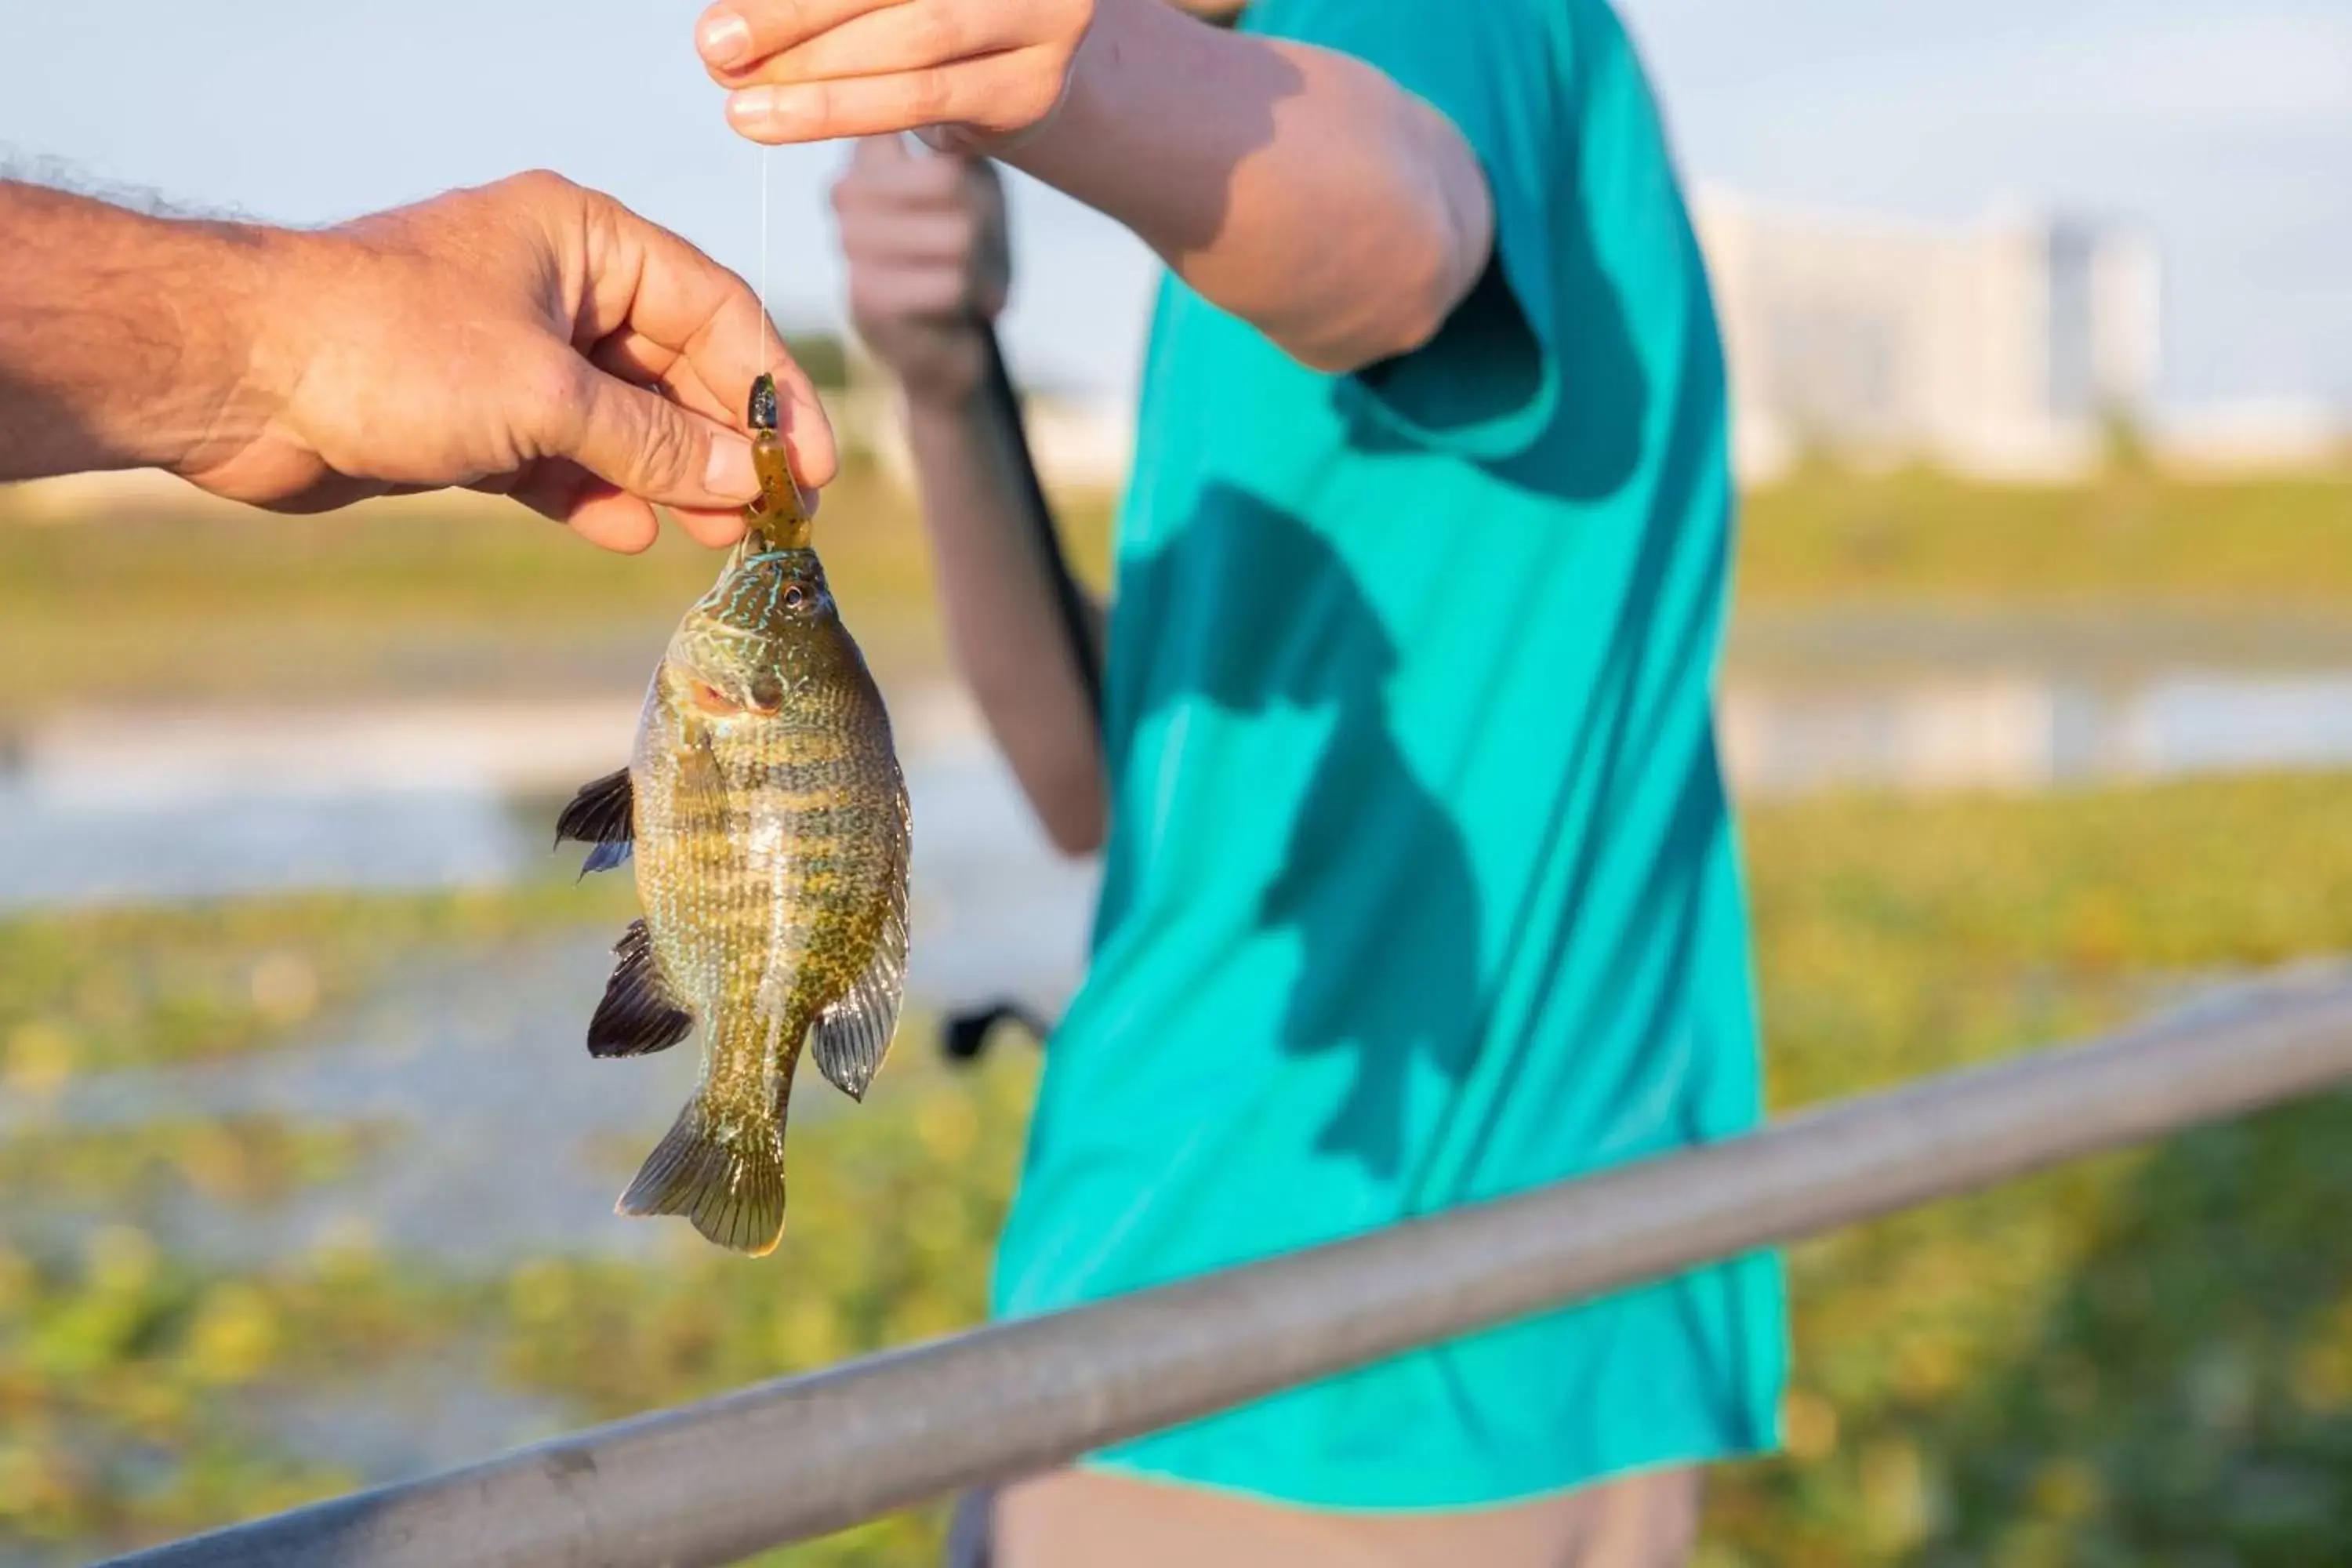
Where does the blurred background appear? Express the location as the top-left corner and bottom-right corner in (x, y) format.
(2, 2), (2350, 1563)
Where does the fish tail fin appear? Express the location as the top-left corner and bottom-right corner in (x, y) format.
(616, 1095), (786, 1258)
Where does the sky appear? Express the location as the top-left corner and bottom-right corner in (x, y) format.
(2, 1), (2347, 414)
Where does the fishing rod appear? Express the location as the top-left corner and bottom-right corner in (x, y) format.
(940, 324), (1097, 1065)
(937, 147), (1103, 1062)
(975, 319), (1105, 726)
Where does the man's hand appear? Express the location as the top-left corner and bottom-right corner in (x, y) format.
(833, 137), (1009, 405)
(0, 172), (836, 553)
(697, 0), (1093, 150)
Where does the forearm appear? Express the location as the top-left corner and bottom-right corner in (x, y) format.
(1009, 0), (1493, 374)
(0, 181), (278, 483)
(902, 390), (1106, 856)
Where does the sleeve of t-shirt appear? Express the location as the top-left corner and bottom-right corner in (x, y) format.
(1250, 0), (1568, 462)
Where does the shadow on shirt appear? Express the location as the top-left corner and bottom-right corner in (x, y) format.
(1109, 488), (1481, 1179)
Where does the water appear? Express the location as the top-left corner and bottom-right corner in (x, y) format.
(1723, 666), (2352, 796)
(7, 666), (2352, 913)
(0, 685), (1097, 1011)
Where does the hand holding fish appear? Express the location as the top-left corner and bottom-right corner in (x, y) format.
(0, 172), (837, 553)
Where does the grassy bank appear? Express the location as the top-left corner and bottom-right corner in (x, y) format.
(0, 463), (1116, 718)
(5, 466), (2349, 717)
(5, 770), (2351, 1562)
(1735, 466), (2352, 610)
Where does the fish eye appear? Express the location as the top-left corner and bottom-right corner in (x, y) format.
(782, 585), (807, 610)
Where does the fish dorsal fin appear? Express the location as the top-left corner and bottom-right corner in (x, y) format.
(811, 798), (911, 1103)
(556, 768), (634, 876)
(589, 919), (694, 1059)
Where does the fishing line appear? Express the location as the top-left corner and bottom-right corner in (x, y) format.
(757, 143), (773, 383)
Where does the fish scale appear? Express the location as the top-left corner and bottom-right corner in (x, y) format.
(555, 373), (910, 1257)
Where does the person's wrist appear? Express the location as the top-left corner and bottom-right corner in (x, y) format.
(989, 0), (1142, 172)
(137, 219), (304, 477)
(899, 368), (990, 422)
(877, 319), (996, 414)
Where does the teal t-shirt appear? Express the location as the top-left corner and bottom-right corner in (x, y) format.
(991, 0), (1787, 1510)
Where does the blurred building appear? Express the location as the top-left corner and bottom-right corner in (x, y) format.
(1693, 189), (2161, 482)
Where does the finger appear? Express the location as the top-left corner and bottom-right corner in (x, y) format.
(490, 463), (662, 553)
(564, 191), (838, 488)
(670, 504), (757, 546)
(697, 0), (892, 75)
(591, 332), (731, 430)
(727, 49), (1067, 146)
(724, 0), (1031, 87)
(535, 354), (763, 515)
(568, 491), (666, 554)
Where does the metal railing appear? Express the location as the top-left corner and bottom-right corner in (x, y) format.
(103, 965), (2352, 1568)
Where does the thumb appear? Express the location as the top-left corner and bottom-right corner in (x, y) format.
(543, 359), (763, 513)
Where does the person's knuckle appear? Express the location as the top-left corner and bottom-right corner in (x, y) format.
(637, 408), (700, 489)
(1040, 0), (1092, 49)
(904, 68), (956, 124)
(509, 168), (575, 204)
(524, 354), (594, 450)
(909, 1), (965, 61)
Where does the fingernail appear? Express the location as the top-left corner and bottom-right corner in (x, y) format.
(728, 87), (780, 129)
(706, 435), (757, 501)
(699, 9), (752, 67)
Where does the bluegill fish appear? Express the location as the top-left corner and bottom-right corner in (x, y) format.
(557, 373), (910, 1257)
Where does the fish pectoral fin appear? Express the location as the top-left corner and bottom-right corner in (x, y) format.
(616, 1094), (786, 1258)
(579, 840), (633, 877)
(556, 767), (635, 877)
(812, 903), (909, 1105)
(588, 919), (694, 1059)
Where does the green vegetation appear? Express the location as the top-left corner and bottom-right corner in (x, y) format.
(0, 883), (633, 1081)
(1708, 774), (2352, 1566)
(1736, 466), (2352, 609)
(13, 463), (2348, 714)
(0, 461), (1116, 717)
(3, 772), (2347, 1563)
(0, 1119), (388, 1212)
(7, 463), (2352, 1561)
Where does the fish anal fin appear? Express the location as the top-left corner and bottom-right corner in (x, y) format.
(616, 1096), (786, 1257)
(588, 919), (693, 1059)
(556, 768), (634, 856)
